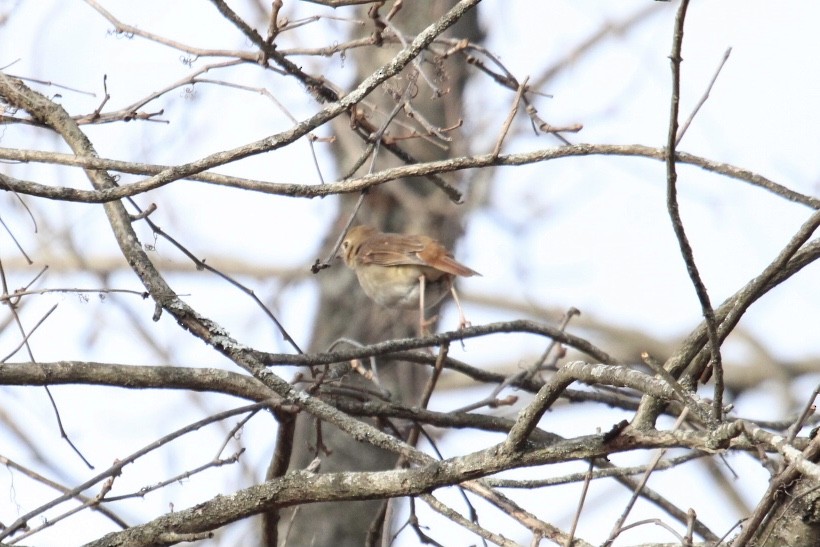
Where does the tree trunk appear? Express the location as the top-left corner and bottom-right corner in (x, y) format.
(266, 4), (482, 546)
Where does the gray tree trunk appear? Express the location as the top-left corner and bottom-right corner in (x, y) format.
(267, 4), (482, 546)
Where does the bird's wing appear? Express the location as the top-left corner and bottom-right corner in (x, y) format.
(357, 234), (430, 267)
(360, 234), (480, 277)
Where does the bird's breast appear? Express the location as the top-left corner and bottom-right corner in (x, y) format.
(355, 264), (452, 309)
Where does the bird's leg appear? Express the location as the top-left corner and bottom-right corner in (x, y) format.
(449, 283), (470, 330)
(417, 274), (437, 336)
(418, 274), (426, 336)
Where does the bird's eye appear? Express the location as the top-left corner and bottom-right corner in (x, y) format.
(341, 241), (349, 249)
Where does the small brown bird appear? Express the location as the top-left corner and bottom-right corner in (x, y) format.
(340, 225), (480, 333)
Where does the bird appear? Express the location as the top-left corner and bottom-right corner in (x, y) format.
(339, 225), (480, 334)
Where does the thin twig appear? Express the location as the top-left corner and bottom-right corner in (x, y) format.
(451, 307), (580, 414)
(492, 76), (529, 158)
(603, 408), (690, 546)
(419, 493), (519, 547)
(642, 352), (711, 426)
(786, 385), (820, 444)
(2, 145), (817, 209)
(664, 0), (724, 420)
(566, 461), (594, 547)
(0, 402), (270, 540)
(676, 47), (732, 145)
